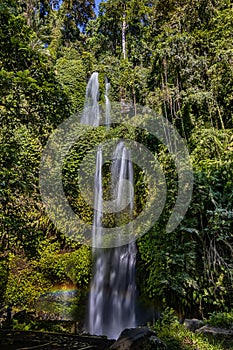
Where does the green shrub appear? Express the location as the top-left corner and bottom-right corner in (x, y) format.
(207, 311), (233, 329)
(151, 308), (226, 350)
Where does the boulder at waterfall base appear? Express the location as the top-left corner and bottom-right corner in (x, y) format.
(110, 327), (167, 349)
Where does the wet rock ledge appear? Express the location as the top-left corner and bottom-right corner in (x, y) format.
(0, 329), (114, 350)
(0, 327), (167, 350)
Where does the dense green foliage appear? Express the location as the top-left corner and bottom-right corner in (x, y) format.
(151, 308), (233, 349)
(0, 0), (232, 335)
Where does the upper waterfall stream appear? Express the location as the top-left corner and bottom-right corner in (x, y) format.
(82, 72), (137, 339)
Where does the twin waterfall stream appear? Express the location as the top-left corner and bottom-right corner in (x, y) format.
(81, 72), (137, 339)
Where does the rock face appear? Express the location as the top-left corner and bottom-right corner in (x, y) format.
(0, 327), (168, 349)
(195, 325), (233, 340)
(184, 318), (204, 332)
(110, 327), (167, 350)
(0, 330), (114, 350)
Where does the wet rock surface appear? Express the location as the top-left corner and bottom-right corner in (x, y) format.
(195, 325), (233, 339)
(110, 327), (167, 350)
(183, 318), (205, 332)
(0, 330), (114, 350)
(0, 327), (168, 350)
(183, 318), (233, 341)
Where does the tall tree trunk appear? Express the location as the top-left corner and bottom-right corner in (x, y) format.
(120, 5), (127, 107)
(133, 88), (137, 116)
(122, 11), (126, 60)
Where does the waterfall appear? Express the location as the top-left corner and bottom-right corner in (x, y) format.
(105, 77), (111, 129)
(85, 72), (137, 339)
(88, 244), (136, 339)
(111, 141), (134, 216)
(81, 72), (100, 126)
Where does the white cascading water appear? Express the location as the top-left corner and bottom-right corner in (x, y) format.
(84, 73), (137, 339)
(105, 77), (111, 129)
(81, 72), (100, 126)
